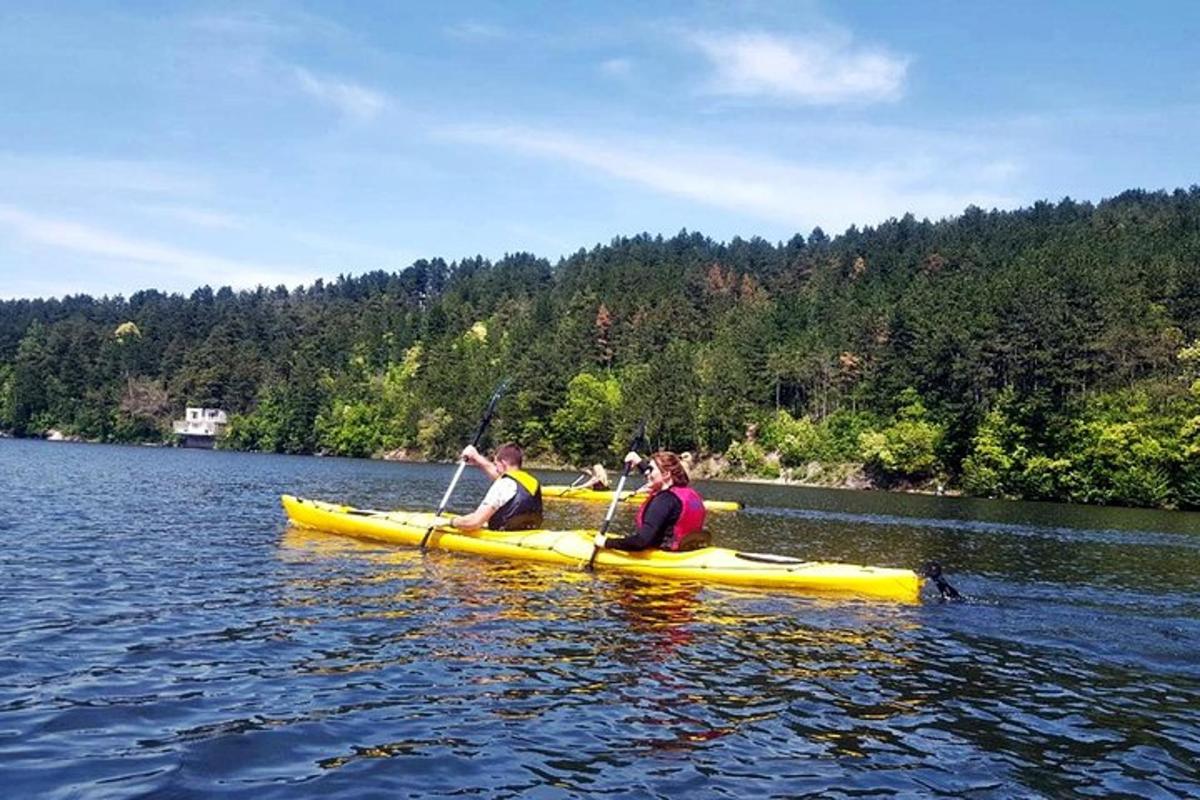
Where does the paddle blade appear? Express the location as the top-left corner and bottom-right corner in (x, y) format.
(471, 379), (510, 447)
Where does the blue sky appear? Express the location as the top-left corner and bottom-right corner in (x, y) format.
(1, 1), (1198, 300)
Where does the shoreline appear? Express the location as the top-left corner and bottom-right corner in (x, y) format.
(0, 436), (1069, 510)
(0, 433), (1127, 507)
(382, 448), (959, 498)
(6, 433), (951, 497)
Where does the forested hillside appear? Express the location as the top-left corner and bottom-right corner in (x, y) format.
(3, 188), (1200, 508)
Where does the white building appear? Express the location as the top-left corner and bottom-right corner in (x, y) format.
(173, 407), (228, 447)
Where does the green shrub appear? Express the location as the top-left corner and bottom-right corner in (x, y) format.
(316, 401), (382, 458)
(821, 410), (881, 460)
(759, 409), (827, 466)
(518, 419), (553, 458)
(1065, 418), (1177, 507)
(416, 407), (453, 457)
(725, 439), (770, 476)
(549, 373), (622, 464)
(858, 391), (944, 481)
(1176, 463), (1200, 509)
(1018, 455), (1072, 500)
(962, 400), (1024, 496)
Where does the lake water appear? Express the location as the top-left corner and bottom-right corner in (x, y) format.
(1, 439), (1198, 798)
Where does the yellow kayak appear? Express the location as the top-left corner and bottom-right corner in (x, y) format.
(542, 484), (743, 512)
(281, 495), (921, 602)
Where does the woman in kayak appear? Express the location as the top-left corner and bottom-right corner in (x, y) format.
(592, 450), (710, 552)
(450, 442), (544, 531)
(574, 463), (610, 490)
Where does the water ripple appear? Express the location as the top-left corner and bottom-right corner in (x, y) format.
(2, 441), (1198, 798)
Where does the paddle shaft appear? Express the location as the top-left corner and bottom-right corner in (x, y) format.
(585, 422), (645, 571)
(435, 461), (469, 517)
(421, 380), (508, 550)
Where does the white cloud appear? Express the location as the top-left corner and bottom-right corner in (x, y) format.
(600, 58), (633, 78)
(139, 204), (244, 229)
(0, 205), (315, 292)
(0, 153), (210, 197)
(188, 11), (294, 39)
(295, 67), (387, 122)
(446, 124), (1019, 233)
(444, 21), (510, 41)
(691, 31), (908, 105)
(186, 8), (359, 49)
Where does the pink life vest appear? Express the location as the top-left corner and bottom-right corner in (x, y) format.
(635, 485), (708, 551)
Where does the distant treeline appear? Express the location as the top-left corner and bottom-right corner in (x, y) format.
(3, 188), (1200, 508)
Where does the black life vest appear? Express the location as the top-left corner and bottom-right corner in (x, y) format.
(488, 468), (543, 531)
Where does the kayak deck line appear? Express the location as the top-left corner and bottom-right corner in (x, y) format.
(280, 495), (922, 603)
(541, 484), (743, 512)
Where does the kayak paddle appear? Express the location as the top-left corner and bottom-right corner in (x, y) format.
(921, 561), (962, 602)
(585, 420), (646, 571)
(421, 378), (509, 550)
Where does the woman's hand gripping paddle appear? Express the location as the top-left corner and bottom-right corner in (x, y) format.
(585, 421), (646, 571)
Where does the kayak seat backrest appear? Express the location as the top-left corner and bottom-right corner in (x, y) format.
(666, 530), (713, 552)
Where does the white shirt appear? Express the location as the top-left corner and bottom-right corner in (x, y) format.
(480, 476), (517, 510)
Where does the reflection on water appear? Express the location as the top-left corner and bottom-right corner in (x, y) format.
(274, 527), (937, 793)
(2, 440), (1199, 798)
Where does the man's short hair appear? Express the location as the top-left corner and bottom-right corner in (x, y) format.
(494, 442), (524, 467)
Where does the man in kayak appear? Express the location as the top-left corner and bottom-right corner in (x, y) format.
(592, 450), (710, 552)
(449, 442), (544, 531)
